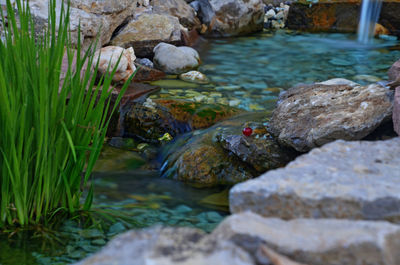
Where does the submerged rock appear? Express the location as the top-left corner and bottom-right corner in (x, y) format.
(153, 43), (201, 74)
(230, 138), (400, 221)
(198, 0), (265, 37)
(76, 226), (254, 265)
(213, 212), (400, 265)
(110, 14), (182, 58)
(268, 82), (394, 152)
(394, 87), (400, 135)
(123, 98), (242, 142)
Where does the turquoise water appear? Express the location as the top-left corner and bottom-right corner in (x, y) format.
(151, 30), (400, 112)
(1, 30), (400, 265)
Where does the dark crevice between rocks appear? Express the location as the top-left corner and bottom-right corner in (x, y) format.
(362, 120), (397, 141)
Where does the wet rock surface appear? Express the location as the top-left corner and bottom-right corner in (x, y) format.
(388, 58), (400, 82)
(287, 0), (400, 37)
(162, 112), (296, 186)
(394, 87), (400, 135)
(110, 13), (182, 58)
(268, 82), (394, 152)
(230, 137), (400, 221)
(216, 122), (297, 172)
(122, 98), (242, 142)
(213, 212), (400, 265)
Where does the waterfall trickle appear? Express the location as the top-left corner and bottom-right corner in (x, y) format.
(357, 0), (383, 44)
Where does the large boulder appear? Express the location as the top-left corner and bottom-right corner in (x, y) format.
(110, 14), (182, 58)
(230, 138), (400, 221)
(394, 87), (400, 135)
(213, 212), (400, 265)
(76, 226), (254, 265)
(287, 0), (400, 37)
(153, 43), (201, 74)
(197, 0), (265, 37)
(151, 0), (201, 30)
(25, 0), (138, 49)
(268, 81), (394, 152)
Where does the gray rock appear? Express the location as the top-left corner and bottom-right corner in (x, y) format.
(268, 83), (394, 152)
(153, 43), (200, 74)
(136, 58), (154, 68)
(388, 59), (400, 82)
(230, 138), (400, 221)
(76, 226), (255, 265)
(111, 13), (182, 58)
(216, 122), (297, 172)
(394, 87), (400, 136)
(199, 0), (265, 37)
(213, 212), (400, 265)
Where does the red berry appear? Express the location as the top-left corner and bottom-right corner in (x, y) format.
(242, 127), (253, 136)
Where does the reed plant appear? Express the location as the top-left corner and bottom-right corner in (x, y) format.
(0, 0), (131, 228)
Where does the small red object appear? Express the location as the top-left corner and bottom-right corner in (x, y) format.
(242, 127), (253, 136)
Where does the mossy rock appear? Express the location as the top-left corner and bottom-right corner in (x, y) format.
(122, 98), (242, 143)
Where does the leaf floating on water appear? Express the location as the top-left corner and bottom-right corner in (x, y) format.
(158, 133), (173, 142)
(200, 189), (230, 207)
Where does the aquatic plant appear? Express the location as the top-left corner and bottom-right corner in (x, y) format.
(0, 0), (131, 228)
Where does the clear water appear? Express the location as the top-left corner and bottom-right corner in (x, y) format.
(150, 30), (400, 112)
(1, 30), (400, 265)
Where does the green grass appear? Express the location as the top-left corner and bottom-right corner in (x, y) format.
(0, 0), (132, 228)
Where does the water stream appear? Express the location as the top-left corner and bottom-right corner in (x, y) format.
(357, 0), (383, 44)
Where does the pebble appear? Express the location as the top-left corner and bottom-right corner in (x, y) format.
(174, 205), (192, 213)
(229, 99), (241, 107)
(136, 58), (154, 68)
(265, 9), (276, 19)
(179, 71), (210, 84)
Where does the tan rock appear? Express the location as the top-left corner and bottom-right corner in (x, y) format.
(110, 13), (182, 57)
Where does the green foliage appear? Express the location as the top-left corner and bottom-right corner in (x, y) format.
(0, 0), (131, 228)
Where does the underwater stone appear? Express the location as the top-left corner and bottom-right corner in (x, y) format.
(230, 138), (400, 221)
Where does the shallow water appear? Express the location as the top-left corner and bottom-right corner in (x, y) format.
(150, 30), (400, 111)
(1, 30), (400, 265)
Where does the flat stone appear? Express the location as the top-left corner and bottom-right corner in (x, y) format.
(213, 212), (400, 265)
(76, 226), (254, 265)
(394, 87), (400, 135)
(268, 82), (394, 152)
(230, 138), (400, 221)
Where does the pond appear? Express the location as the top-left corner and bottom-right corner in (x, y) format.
(1, 29), (399, 265)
